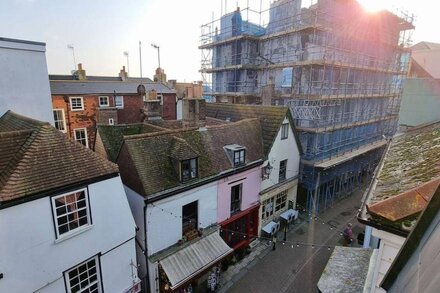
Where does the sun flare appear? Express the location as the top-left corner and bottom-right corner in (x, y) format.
(357, 0), (386, 12)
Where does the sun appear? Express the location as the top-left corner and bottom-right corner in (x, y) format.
(357, 0), (386, 12)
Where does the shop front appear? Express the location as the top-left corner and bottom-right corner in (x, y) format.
(219, 205), (260, 250)
(152, 232), (233, 293)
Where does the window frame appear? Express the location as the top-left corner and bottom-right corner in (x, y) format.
(115, 95), (124, 108)
(180, 158), (198, 182)
(261, 197), (275, 220)
(51, 188), (91, 239)
(70, 97), (84, 111)
(275, 190), (288, 212)
(64, 255), (102, 293)
(281, 123), (289, 140)
(74, 128), (89, 148)
(99, 96), (109, 107)
(53, 109), (67, 133)
(233, 149), (246, 167)
(182, 201), (198, 237)
(279, 159), (287, 182)
(230, 183), (242, 215)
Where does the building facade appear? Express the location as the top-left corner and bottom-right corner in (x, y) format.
(0, 111), (139, 293)
(97, 108), (269, 292)
(200, 0), (415, 214)
(50, 65), (177, 149)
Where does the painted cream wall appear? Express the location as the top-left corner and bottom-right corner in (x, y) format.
(259, 178), (298, 231)
(0, 38), (53, 124)
(261, 116), (300, 191)
(0, 176), (137, 293)
(371, 228), (406, 293)
(217, 167), (261, 223)
(146, 181), (218, 256)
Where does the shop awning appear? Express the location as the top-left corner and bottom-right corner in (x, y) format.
(261, 221), (278, 234)
(159, 232), (233, 290)
(280, 209), (298, 221)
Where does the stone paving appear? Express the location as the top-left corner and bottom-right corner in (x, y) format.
(217, 188), (366, 293)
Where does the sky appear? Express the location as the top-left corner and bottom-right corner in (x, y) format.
(0, 0), (438, 82)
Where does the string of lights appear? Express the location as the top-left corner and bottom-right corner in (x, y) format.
(148, 202), (349, 250)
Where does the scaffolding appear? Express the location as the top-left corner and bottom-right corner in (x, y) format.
(200, 0), (414, 214)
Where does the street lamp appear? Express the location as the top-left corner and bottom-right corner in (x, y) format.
(151, 43), (161, 69)
(67, 44), (76, 72)
(123, 51), (130, 76)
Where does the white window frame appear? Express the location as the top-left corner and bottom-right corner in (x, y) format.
(74, 128), (89, 148)
(233, 149), (246, 166)
(99, 96), (109, 107)
(65, 256), (102, 293)
(281, 123), (289, 140)
(275, 190), (288, 212)
(53, 109), (67, 133)
(52, 188), (91, 239)
(115, 95), (124, 108)
(70, 97), (84, 111)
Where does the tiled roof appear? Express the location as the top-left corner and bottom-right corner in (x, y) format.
(372, 122), (440, 203)
(0, 111), (119, 204)
(205, 103), (289, 156)
(97, 123), (165, 162)
(170, 138), (199, 160)
(50, 80), (175, 95)
(119, 119), (264, 197)
(368, 177), (440, 222)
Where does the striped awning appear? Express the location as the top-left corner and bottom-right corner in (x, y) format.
(159, 232), (233, 290)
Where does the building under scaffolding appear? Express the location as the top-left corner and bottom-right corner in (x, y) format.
(200, 0), (414, 215)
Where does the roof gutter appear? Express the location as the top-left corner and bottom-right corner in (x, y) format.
(145, 160), (263, 204)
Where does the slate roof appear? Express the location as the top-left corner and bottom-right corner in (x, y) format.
(0, 111), (119, 205)
(50, 74), (153, 83)
(50, 80), (175, 95)
(318, 247), (376, 293)
(97, 123), (166, 162)
(118, 119), (264, 197)
(205, 103), (293, 156)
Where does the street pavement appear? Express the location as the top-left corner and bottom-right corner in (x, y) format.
(227, 188), (366, 293)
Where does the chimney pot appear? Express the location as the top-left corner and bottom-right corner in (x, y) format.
(78, 63), (83, 70)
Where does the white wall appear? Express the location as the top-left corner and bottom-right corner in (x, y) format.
(0, 38), (53, 124)
(388, 212), (440, 293)
(146, 182), (218, 255)
(371, 228), (406, 293)
(0, 176), (137, 293)
(125, 185), (148, 283)
(261, 116), (300, 191)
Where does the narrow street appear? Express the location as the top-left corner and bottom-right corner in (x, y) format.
(228, 189), (366, 293)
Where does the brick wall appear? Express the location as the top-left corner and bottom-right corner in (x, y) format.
(117, 95), (144, 124)
(162, 93), (177, 120)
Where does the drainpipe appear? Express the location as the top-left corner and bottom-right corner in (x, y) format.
(143, 204), (150, 293)
(63, 95), (71, 137)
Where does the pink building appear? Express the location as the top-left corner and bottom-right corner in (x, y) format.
(217, 167), (261, 249)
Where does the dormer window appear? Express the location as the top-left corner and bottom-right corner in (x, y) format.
(181, 158), (197, 182)
(224, 144), (246, 168)
(234, 149), (245, 166)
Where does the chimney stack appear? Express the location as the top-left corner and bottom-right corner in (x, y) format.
(119, 66), (128, 81)
(76, 63), (86, 80)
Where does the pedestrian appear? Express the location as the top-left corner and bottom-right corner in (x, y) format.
(343, 223), (353, 247)
(272, 235), (277, 251)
